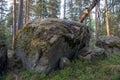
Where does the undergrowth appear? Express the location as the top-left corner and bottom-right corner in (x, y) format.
(0, 53), (120, 80)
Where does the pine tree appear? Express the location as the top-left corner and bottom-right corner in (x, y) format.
(32, 0), (48, 18)
(95, 2), (100, 38)
(12, 0), (17, 49)
(0, 0), (7, 29)
(105, 0), (110, 36)
(63, 0), (66, 19)
(48, 0), (61, 18)
(25, 0), (30, 23)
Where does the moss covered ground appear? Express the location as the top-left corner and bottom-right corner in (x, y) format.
(0, 53), (120, 80)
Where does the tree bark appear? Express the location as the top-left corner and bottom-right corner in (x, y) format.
(105, 0), (110, 36)
(63, 0), (66, 19)
(25, 0), (30, 23)
(70, 0), (73, 20)
(49, 0), (57, 18)
(12, 0), (17, 49)
(79, 0), (100, 23)
(18, 0), (24, 30)
(79, 0), (82, 17)
(95, 2), (100, 39)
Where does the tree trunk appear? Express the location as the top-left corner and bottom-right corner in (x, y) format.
(70, 0), (73, 20)
(105, 0), (110, 36)
(12, 0), (17, 49)
(63, 0), (66, 19)
(49, 0), (57, 18)
(18, 0), (24, 30)
(25, 0), (30, 23)
(95, 2), (100, 39)
(79, 0), (82, 17)
(79, 0), (100, 23)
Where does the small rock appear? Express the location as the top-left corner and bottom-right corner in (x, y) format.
(49, 35), (58, 44)
(59, 57), (70, 69)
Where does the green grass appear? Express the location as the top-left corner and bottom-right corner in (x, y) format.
(1, 53), (120, 80)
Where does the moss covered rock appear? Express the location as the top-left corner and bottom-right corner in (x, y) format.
(78, 46), (107, 61)
(15, 18), (90, 74)
(96, 36), (120, 54)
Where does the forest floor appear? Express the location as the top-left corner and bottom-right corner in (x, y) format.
(0, 51), (120, 80)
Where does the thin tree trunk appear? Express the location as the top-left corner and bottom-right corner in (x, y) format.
(79, 0), (82, 17)
(63, 0), (66, 19)
(25, 0), (30, 23)
(12, 0), (17, 49)
(49, 0), (57, 18)
(0, 1), (3, 29)
(70, 0), (73, 20)
(18, 0), (24, 30)
(105, 0), (110, 36)
(95, 2), (100, 39)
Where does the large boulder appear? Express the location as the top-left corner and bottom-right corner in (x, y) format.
(0, 40), (7, 74)
(15, 18), (90, 74)
(96, 36), (120, 54)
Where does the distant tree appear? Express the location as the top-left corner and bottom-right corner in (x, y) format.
(33, 0), (48, 18)
(72, 0), (80, 21)
(95, 2), (100, 39)
(48, 0), (61, 18)
(12, 0), (17, 49)
(0, 0), (8, 41)
(69, 0), (73, 20)
(0, 0), (7, 29)
(63, 0), (66, 19)
(78, 0), (83, 18)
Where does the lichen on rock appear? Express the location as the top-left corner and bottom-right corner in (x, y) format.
(96, 36), (120, 54)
